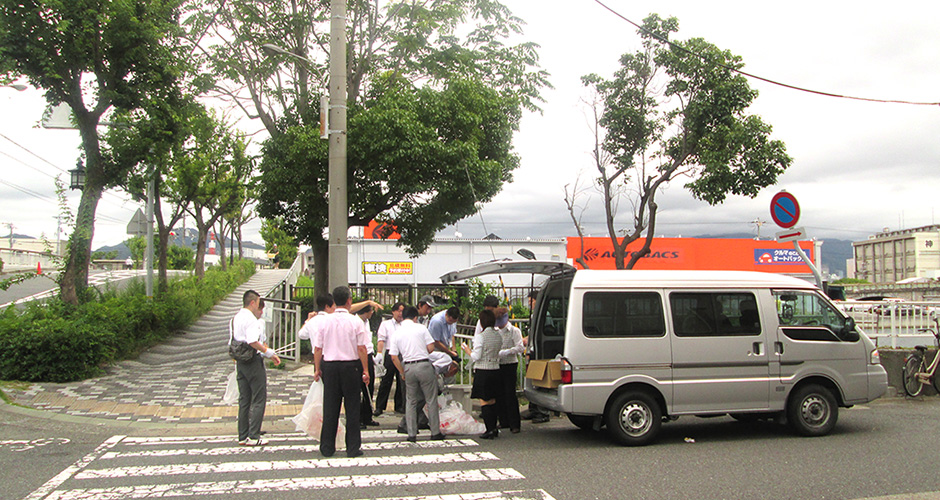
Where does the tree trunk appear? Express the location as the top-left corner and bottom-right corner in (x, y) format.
(311, 237), (329, 298)
(60, 182), (102, 305)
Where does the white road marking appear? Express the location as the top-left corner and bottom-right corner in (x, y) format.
(101, 439), (478, 459)
(76, 451), (499, 479)
(120, 429), (400, 446)
(45, 468), (525, 500)
(23, 435), (125, 500)
(361, 490), (558, 500)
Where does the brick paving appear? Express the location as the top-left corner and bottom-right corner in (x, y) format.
(5, 269), (321, 425)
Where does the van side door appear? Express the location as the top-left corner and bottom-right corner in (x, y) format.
(669, 291), (771, 413)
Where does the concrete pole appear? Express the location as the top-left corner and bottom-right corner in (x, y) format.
(145, 167), (155, 298)
(327, 0), (348, 291)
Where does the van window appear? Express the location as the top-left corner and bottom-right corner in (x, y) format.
(670, 292), (761, 337)
(582, 292), (665, 338)
(774, 290), (848, 341)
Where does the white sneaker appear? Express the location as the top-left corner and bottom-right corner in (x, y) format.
(237, 439), (247, 446)
(240, 438), (267, 447)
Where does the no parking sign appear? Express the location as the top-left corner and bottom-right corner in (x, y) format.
(770, 191), (800, 229)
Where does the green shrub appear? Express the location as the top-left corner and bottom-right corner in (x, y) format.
(0, 259), (256, 382)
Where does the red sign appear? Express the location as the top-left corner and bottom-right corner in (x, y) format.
(567, 237), (814, 272)
(770, 191), (800, 229)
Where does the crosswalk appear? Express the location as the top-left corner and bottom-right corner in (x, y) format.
(23, 431), (556, 500)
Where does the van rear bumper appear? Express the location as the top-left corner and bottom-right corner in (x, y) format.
(523, 380), (565, 413)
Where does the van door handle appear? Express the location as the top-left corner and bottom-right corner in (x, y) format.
(751, 342), (763, 356)
(774, 342), (784, 355)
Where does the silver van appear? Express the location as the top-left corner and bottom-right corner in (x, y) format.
(442, 262), (888, 446)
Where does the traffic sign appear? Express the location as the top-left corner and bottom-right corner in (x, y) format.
(770, 191), (800, 229)
(776, 226), (806, 242)
(126, 209), (148, 236)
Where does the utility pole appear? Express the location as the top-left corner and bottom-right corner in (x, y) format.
(53, 215), (62, 256)
(327, 0), (349, 291)
(751, 219), (766, 240)
(144, 165), (155, 298)
(5, 222), (13, 249)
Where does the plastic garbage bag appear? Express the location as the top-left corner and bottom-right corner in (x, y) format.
(437, 394), (485, 435)
(221, 369), (238, 405)
(291, 379), (345, 450)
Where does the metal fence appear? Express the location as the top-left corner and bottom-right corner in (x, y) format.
(292, 284), (537, 310)
(263, 257), (303, 361)
(840, 300), (940, 349)
(452, 319), (528, 389)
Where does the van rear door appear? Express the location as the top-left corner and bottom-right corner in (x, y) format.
(668, 290), (772, 413)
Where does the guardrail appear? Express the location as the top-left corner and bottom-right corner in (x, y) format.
(839, 300), (940, 348)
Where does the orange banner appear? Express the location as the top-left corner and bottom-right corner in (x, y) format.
(566, 237), (815, 272)
(364, 220), (401, 240)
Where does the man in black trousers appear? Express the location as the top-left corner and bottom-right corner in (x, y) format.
(313, 286), (370, 458)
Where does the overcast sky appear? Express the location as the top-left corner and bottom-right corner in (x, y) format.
(1, 0), (938, 250)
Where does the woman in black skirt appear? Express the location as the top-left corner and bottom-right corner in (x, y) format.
(461, 309), (503, 439)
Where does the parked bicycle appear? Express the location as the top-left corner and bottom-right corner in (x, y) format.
(902, 313), (940, 397)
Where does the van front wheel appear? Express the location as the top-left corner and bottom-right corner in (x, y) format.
(787, 384), (838, 436)
(606, 392), (661, 446)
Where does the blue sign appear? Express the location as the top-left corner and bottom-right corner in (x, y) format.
(754, 248), (807, 265)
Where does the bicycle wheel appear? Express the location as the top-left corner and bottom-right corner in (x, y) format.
(903, 354), (925, 397)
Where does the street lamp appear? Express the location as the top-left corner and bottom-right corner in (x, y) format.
(1, 84), (27, 91)
(69, 159), (86, 190)
(517, 248), (536, 260)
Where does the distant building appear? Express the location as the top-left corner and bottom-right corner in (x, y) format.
(852, 225), (940, 283)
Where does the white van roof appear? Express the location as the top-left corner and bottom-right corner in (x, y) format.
(571, 270), (818, 290)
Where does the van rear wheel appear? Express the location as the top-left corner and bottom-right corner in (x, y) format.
(606, 391), (661, 446)
(787, 384), (838, 436)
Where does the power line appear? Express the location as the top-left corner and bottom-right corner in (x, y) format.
(592, 0), (940, 107)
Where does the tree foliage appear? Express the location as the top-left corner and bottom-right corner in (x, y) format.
(190, 0), (547, 295)
(259, 217), (297, 269)
(576, 14), (792, 269)
(0, 0), (184, 304)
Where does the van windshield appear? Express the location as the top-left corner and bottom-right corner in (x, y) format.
(773, 290), (848, 338)
(533, 278), (570, 359)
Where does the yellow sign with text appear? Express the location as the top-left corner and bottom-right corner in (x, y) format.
(362, 261), (413, 275)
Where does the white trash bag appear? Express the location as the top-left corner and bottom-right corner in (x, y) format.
(291, 379), (345, 450)
(221, 369), (238, 405)
(436, 394), (485, 435)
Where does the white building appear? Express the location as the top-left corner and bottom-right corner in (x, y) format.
(338, 237), (568, 288)
(853, 225), (940, 283)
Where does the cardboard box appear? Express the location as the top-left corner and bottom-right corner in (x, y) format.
(526, 359), (562, 388)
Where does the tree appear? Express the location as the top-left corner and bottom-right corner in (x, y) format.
(190, 0), (548, 297)
(0, 0), (184, 304)
(574, 15), (792, 269)
(167, 244), (194, 270)
(260, 218), (297, 270)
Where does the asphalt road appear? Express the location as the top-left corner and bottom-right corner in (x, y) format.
(4, 396), (940, 500)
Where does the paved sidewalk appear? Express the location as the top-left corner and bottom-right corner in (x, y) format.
(3, 269), (322, 426)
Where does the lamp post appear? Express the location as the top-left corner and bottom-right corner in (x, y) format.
(69, 159), (86, 190)
(1, 84), (27, 91)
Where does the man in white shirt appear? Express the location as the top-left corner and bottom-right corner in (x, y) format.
(416, 295), (436, 325)
(390, 306), (445, 442)
(357, 305), (380, 427)
(313, 286), (370, 458)
(297, 294), (335, 342)
(232, 290), (281, 446)
(373, 302), (406, 416)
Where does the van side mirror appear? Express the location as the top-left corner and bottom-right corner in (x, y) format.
(841, 317), (860, 342)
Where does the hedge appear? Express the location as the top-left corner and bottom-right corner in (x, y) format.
(0, 259), (255, 382)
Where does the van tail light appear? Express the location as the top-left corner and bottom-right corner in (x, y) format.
(870, 349), (881, 365)
(560, 358), (573, 384)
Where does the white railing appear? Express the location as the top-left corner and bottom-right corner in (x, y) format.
(453, 318), (528, 388)
(263, 256), (303, 361)
(839, 300), (940, 348)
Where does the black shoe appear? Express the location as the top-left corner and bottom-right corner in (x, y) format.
(320, 449), (335, 457)
(347, 449), (363, 458)
(532, 415), (550, 424)
(406, 436), (417, 443)
(480, 429), (499, 439)
(360, 423), (368, 430)
(430, 433), (446, 441)
(372, 410), (383, 417)
(510, 428), (521, 434)
(366, 420), (380, 427)
(397, 426), (407, 434)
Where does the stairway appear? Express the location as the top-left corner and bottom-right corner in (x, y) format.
(133, 269), (290, 366)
